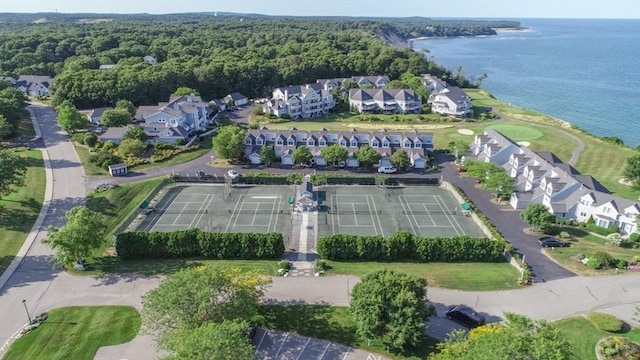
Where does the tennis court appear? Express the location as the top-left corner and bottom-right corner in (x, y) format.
(318, 185), (483, 238)
(135, 184), (294, 234)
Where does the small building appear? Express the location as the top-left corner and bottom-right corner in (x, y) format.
(108, 163), (128, 176)
(87, 107), (113, 125)
(143, 55), (157, 65)
(296, 178), (317, 212)
(100, 126), (129, 144)
(224, 92), (249, 106)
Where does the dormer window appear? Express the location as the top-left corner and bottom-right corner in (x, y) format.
(382, 141), (389, 148)
(414, 141), (422, 148)
(308, 139), (315, 146)
(287, 138), (295, 146)
(339, 139), (347, 146)
(277, 139), (284, 146)
(256, 138), (263, 145)
(371, 140), (379, 148)
(158, 118), (166, 122)
(319, 139), (326, 146)
(245, 138), (253, 145)
(546, 186), (553, 195)
(350, 140), (357, 147)
(404, 141), (412, 148)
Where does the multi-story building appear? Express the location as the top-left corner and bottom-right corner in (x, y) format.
(263, 83), (335, 119)
(472, 129), (639, 235)
(317, 75), (390, 91)
(134, 94), (211, 143)
(15, 75), (53, 97)
(245, 127), (433, 169)
(424, 75), (473, 118)
(348, 89), (422, 114)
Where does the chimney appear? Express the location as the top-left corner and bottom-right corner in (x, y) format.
(284, 89), (288, 99)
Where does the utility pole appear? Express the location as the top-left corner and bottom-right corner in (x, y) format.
(22, 299), (32, 324)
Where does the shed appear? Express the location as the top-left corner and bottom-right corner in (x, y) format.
(108, 163), (128, 176)
(296, 179), (316, 212)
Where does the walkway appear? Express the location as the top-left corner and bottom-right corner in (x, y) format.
(286, 211), (318, 277)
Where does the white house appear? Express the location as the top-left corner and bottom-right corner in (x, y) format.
(245, 127), (433, 169)
(428, 86), (473, 118)
(15, 75), (53, 97)
(264, 83), (335, 119)
(316, 75), (390, 90)
(143, 55), (157, 65)
(224, 92), (249, 106)
(421, 74), (448, 93)
(349, 88), (421, 114)
(135, 94), (211, 143)
(86, 107), (113, 125)
(473, 129), (639, 236)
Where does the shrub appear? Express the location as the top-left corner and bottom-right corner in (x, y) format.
(587, 251), (616, 269)
(587, 223), (617, 236)
(84, 133), (98, 147)
(587, 312), (624, 332)
(616, 259), (628, 269)
(277, 260), (290, 270)
(597, 337), (640, 360)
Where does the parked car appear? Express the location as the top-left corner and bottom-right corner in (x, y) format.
(227, 169), (240, 179)
(538, 236), (567, 248)
(377, 166), (397, 174)
(446, 305), (486, 328)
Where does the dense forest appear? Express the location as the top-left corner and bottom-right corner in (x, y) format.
(0, 13), (521, 109)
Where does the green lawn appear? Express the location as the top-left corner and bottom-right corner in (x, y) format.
(257, 305), (437, 360)
(324, 261), (521, 291)
(78, 258), (279, 276)
(4, 306), (141, 360)
(542, 227), (640, 276)
(0, 150), (45, 275)
(487, 124), (544, 141)
(554, 316), (640, 360)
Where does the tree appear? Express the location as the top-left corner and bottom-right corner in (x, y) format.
(212, 125), (246, 161)
(83, 132), (98, 147)
(0, 149), (27, 199)
(431, 313), (571, 360)
(482, 171), (515, 199)
(172, 87), (200, 97)
(350, 269), (429, 350)
(341, 79), (358, 89)
(118, 138), (145, 158)
(56, 100), (85, 133)
(390, 149), (411, 170)
(520, 203), (556, 231)
(0, 115), (14, 139)
(162, 320), (255, 360)
(43, 206), (107, 266)
(101, 108), (132, 127)
(292, 146), (313, 165)
(115, 99), (136, 117)
(622, 154), (640, 189)
(123, 125), (147, 142)
(447, 140), (470, 161)
(355, 145), (381, 169)
(141, 266), (270, 344)
(260, 145), (276, 166)
(321, 144), (348, 166)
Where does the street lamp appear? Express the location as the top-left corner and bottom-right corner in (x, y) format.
(22, 299), (32, 324)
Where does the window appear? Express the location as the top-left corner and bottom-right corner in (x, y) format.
(414, 142), (422, 148)
(393, 138), (400, 143)
(350, 140), (357, 147)
(319, 140), (326, 146)
(603, 207), (610, 214)
(256, 138), (263, 145)
(546, 186), (552, 195)
(371, 140), (379, 148)
(277, 139), (284, 146)
(404, 141), (411, 148)
(308, 139), (315, 146)
(287, 138), (295, 146)
(158, 118), (166, 122)
(339, 139), (347, 146)
(382, 141), (389, 147)
(580, 212), (587, 217)
(245, 138), (253, 145)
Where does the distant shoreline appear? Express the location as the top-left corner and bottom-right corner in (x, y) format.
(408, 27), (531, 42)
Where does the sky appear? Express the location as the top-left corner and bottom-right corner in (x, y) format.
(1, 0), (639, 19)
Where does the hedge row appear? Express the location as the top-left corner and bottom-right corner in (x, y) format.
(317, 231), (507, 262)
(115, 229), (284, 260)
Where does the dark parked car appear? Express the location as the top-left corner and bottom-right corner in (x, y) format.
(538, 236), (567, 248)
(446, 305), (486, 328)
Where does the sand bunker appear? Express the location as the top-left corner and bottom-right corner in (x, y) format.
(517, 141), (531, 147)
(457, 129), (474, 135)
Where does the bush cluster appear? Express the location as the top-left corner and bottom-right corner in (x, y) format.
(115, 229), (284, 260)
(317, 231), (507, 262)
(586, 223), (619, 236)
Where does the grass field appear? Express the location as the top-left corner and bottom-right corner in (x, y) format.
(541, 227), (640, 276)
(3, 306), (141, 360)
(78, 258), (279, 276)
(324, 261), (521, 291)
(554, 316), (640, 360)
(0, 150), (45, 275)
(257, 305), (437, 360)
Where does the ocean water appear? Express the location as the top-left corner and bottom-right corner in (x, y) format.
(413, 18), (640, 147)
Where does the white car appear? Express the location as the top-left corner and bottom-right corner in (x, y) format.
(227, 169), (240, 179)
(377, 166), (397, 174)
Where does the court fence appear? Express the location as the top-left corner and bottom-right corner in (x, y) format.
(114, 177), (174, 236)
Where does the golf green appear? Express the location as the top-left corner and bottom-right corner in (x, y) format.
(488, 124), (544, 141)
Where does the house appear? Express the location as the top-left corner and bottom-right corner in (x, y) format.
(86, 107), (113, 125)
(245, 127), (433, 169)
(263, 83), (335, 119)
(473, 129), (639, 236)
(99, 126), (129, 144)
(1, 76), (17, 85)
(209, 98), (227, 112)
(15, 75), (53, 97)
(224, 92), (249, 106)
(428, 86), (473, 118)
(296, 177), (317, 212)
(316, 75), (390, 90)
(421, 74), (448, 93)
(135, 94), (211, 143)
(99, 64), (116, 71)
(349, 89), (422, 114)
(143, 55), (157, 65)
(108, 163), (128, 176)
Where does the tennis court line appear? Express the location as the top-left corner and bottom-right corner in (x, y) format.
(190, 194), (216, 229)
(369, 195), (385, 238)
(364, 195), (379, 236)
(226, 194), (245, 232)
(434, 195), (464, 235)
(398, 195), (419, 235)
(419, 203), (437, 227)
(145, 190), (180, 232)
(330, 195), (336, 234)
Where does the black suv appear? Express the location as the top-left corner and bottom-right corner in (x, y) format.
(446, 305), (486, 328)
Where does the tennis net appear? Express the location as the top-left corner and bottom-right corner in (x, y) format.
(149, 208), (209, 214)
(403, 209), (457, 215)
(229, 209), (284, 214)
(328, 210), (382, 215)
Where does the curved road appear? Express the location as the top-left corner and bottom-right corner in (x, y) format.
(0, 104), (637, 359)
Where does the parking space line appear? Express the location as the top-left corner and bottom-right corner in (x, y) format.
(319, 342), (331, 359)
(255, 329), (268, 355)
(342, 347), (351, 360)
(274, 332), (289, 358)
(295, 337), (312, 360)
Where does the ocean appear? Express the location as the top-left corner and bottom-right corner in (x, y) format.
(412, 18), (640, 147)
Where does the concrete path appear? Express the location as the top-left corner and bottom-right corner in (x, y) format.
(561, 128), (585, 166)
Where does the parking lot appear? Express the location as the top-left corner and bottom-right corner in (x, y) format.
(253, 328), (387, 360)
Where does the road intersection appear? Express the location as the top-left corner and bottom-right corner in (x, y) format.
(0, 103), (638, 359)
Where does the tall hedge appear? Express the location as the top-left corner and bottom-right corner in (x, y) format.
(116, 229), (284, 260)
(317, 231), (506, 262)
